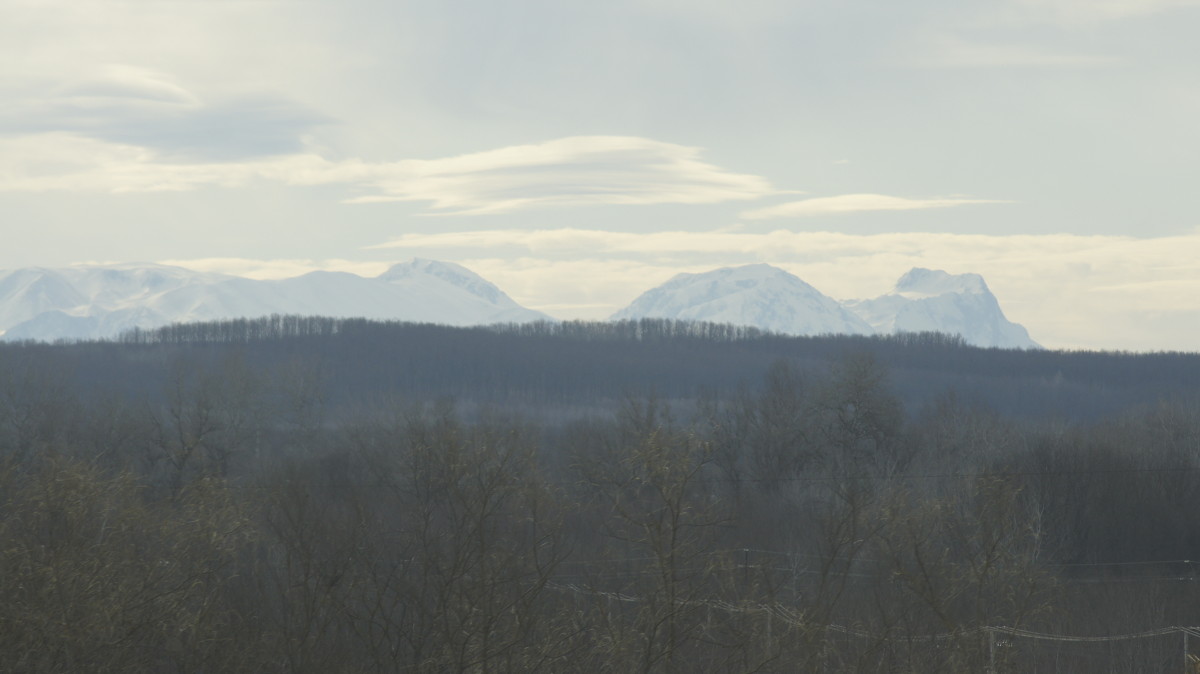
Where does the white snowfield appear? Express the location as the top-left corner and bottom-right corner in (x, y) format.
(614, 264), (1040, 350)
(0, 259), (552, 342)
(611, 263), (875, 337)
(841, 268), (1040, 349)
(0, 260), (1039, 348)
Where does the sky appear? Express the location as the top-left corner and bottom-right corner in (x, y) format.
(2, 0), (1199, 351)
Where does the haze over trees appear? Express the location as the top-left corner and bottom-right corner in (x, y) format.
(2, 316), (1199, 672)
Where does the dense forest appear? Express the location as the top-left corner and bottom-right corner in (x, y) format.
(3, 316), (1200, 672)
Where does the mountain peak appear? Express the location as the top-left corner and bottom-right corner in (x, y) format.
(1, 259), (549, 341)
(379, 257), (466, 279)
(894, 268), (988, 299)
(843, 268), (1038, 349)
(653, 264), (819, 293)
(612, 264), (874, 336)
(378, 258), (506, 304)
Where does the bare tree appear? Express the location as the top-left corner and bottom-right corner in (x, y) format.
(0, 457), (256, 673)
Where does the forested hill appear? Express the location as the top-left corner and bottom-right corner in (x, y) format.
(6, 315), (1200, 671)
(5, 315), (1198, 422)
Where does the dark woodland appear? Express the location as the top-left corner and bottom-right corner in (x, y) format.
(3, 315), (1200, 672)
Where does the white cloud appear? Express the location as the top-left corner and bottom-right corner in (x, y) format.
(341, 136), (777, 214)
(1013, 0), (1200, 21)
(0, 66), (329, 160)
(55, 64), (200, 108)
(0, 134), (277, 193)
(904, 36), (1117, 68)
(450, 257), (695, 319)
(154, 257), (391, 280)
(367, 227), (793, 257)
(740, 194), (1007, 219)
(0, 135), (774, 213)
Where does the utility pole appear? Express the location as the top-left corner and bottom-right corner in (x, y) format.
(988, 628), (995, 674)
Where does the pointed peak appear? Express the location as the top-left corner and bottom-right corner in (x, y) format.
(378, 258), (477, 282)
(894, 268), (988, 298)
(378, 258), (506, 305)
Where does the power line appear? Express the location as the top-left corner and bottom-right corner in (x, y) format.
(729, 464), (1200, 484)
(546, 581), (1200, 644)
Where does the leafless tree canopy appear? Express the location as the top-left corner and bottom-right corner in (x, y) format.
(2, 318), (1199, 671)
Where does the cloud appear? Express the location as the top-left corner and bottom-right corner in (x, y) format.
(0, 134), (274, 193)
(740, 194), (1007, 219)
(358, 227), (1200, 351)
(366, 227), (794, 257)
(55, 64), (200, 107)
(154, 257), (391, 280)
(339, 136), (776, 214)
(0, 65), (330, 161)
(904, 36), (1117, 68)
(0, 134), (776, 213)
(1012, 0), (1200, 21)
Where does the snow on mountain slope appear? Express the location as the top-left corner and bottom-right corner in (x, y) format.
(375, 259), (542, 323)
(0, 260), (1040, 347)
(380, 259), (506, 305)
(611, 264), (875, 336)
(0, 264), (228, 338)
(0, 260), (551, 342)
(843, 268), (1040, 349)
(890, 267), (987, 299)
(0, 268), (86, 330)
(609, 264), (1039, 348)
(2, 306), (171, 342)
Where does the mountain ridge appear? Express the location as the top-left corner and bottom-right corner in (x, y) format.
(611, 264), (875, 337)
(614, 264), (1039, 349)
(1, 261), (1039, 348)
(844, 266), (1039, 349)
(0, 261), (551, 341)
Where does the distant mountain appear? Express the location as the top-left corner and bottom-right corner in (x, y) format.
(610, 264), (1039, 349)
(611, 263), (876, 336)
(842, 268), (1040, 349)
(0, 260), (551, 342)
(2, 260), (1040, 348)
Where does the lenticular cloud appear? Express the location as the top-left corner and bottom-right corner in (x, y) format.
(0, 134), (776, 215)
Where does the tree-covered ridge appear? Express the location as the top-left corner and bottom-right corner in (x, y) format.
(15, 314), (1199, 422)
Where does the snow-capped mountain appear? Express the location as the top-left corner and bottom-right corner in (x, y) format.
(842, 268), (1040, 349)
(610, 264), (1039, 349)
(0, 260), (551, 342)
(0, 260), (1040, 348)
(611, 264), (876, 336)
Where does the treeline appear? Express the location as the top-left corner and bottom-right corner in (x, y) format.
(3, 331), (1200, 671)
(10, 315), (1200, 421)
(118, 315), (777, 345)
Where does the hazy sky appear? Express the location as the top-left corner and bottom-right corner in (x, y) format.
(3, 0), (1199, 351)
